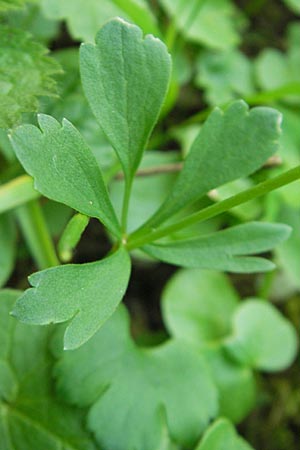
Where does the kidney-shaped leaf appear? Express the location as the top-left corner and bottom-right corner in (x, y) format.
(162, 269), (239, 344)
(10, 114), (120, 237)
(145, 100), (282, 227)
(0, 290), (97, 450)
(80, 18), (171, 181)
(196, 418), (254, 450)
(11, 247), (131, 350)
(54, 305), (218, 450)
(225, 299), (298, 371)
(144, 222), (291, 273)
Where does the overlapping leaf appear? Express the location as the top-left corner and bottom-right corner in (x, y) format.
(80, 18), (171, 181)
(54, 305), (218, 450)
(0, 26), (61, 128)
(142, 100), (282, 228)
(162, 269), (298, 421)
(225, 299), (298, 371)
(12, 247), (131, 349)
(162, 270), (239, 344)
(0, 290), (97, 450)
(41, 0), (159, 42)
(10, 114), (120, 237)
(196, 418), (254, 450)
(144, 222), (291, 273)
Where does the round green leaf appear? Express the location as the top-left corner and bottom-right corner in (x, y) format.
(225, 299), (298, 371)
(196, 418), (254, 450)
(162, 270), (239, 344)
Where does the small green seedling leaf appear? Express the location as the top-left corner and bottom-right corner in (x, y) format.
(0, 290), (97, 449)
(144, 100), (282, 227)
(55, 305), (218, 450)
(162, 269), (239, 344)
(10, 114), (120, 237)
(195, 418), (254, 450)
(58, 213), (90, 262)
(80, 18), (171, 181)
(0, 26), (61, 128)
(144, 222), (291, 273)
(225, 299), (298, 371)
(11, 247), (131, 349)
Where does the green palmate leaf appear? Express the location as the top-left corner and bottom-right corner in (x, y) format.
(0, 214), (16, 287)
(162, 270), (239, 345)
(54, 305), (218, 450)
(142, 101), (282, 228)
(144, 222), (291, 273)
(225, 299), (298, 372)
(0, 290), (97, 450)
(160, 0), (241, 49)
(12, 247), (131, 349)
(80, 18), (171, 181)
(0, 26), (61, 128)
(41, 0), (159, 42)
(196, 418), (254, 450)
(10, 114), (120, 237)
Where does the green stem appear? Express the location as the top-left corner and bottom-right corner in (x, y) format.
(258, 270), (276, 299)
(165, 20), (177, 51)
(121, 177), (133, 234)
(15, 200), (59, 269)
(127, 165), (300, 250)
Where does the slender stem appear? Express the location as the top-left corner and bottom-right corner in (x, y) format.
(121, 177), (133, 234)
(165, 20), (177, 51)
(127, 165), (300, 250)
(258, 270), (276, 299)
(15, 200), (59, 269)
(114, 156), (281, 181)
